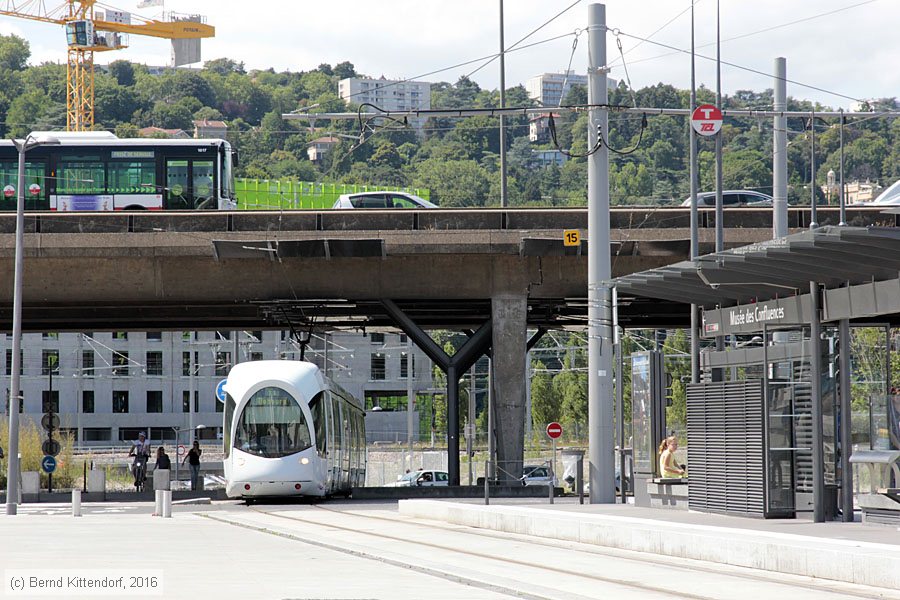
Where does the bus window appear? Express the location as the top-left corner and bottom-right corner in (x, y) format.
(0, 162), (47, 210)
(108, 161), (156, 194)
(193, 160), (215, 209)
(165, 160), (189, 209)
(58, 158), (105, 195)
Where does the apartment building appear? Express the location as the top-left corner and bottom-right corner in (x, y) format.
(338, 76), (431, 131)
(0, 330), (432, 446)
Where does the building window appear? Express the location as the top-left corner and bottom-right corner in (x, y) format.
(182, 391), (198, 413)
(370, 333), (384, 344)
(182, 351), (197, 376)
(182, 331), (195, 341)
(251, 330), (263, 342)
(146, 351), (163, 376)
(112, 352), (129, 377)
(82, 350), (94, 378)
(41, 390), (59, 413)
(42, 332), (59, 340)
(5, 350), (22, 376)
(146, 390), (163, 413)
(113, 332), (128, 341)
(216, 331), (231, 341)
(400, 334), (408, 343)
(146, 332), (162, 342)
(41, 350), (60, 376)
(250, 352), (263, 362)
(82, 391), (94, 414)
(370, 353), (386, 380)
(215, 352), (231, 377)
(113, 391), (129, 413)
(400, 352), (416, 379)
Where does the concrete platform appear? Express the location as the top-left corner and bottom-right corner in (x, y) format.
(398, 500), (900, 590)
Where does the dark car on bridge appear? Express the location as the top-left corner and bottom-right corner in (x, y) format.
(680, 190), (773, 208)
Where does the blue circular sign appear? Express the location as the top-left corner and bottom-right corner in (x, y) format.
(216, 379), (227, 403)
(41, 455), (57, 474)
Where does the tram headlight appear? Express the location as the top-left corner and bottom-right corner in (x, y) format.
(299, 457), (310, 465)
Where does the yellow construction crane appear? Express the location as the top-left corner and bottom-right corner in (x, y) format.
(0, 1), (214, 131)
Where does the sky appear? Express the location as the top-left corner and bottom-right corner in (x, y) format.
(0, 0), (896, 110)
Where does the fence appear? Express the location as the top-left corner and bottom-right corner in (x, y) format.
(235, 179), (431, 210)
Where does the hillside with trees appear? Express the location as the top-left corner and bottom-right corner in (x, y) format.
(0, 33), (897, 207)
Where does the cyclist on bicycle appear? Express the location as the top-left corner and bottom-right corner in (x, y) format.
(129, 432), (151, 487)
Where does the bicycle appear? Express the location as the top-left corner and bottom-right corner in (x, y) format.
(130, 453), (149, 492)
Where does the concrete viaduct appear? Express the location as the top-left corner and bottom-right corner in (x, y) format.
(0, 205), (890, 484)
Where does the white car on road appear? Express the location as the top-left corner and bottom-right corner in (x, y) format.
(332, 191), (437, 209)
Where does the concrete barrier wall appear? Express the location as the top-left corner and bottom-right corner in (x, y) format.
(398, 500), (900, 590)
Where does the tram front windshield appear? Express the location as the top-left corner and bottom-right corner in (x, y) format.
(234, 386), (312, 458)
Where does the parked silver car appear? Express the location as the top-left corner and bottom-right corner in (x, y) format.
(332, 191), (437, 209)
(387, 469), (450, 487)
(521, 464), (558, 487)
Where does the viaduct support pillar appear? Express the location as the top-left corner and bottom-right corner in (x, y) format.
(491, 294), (527, 483)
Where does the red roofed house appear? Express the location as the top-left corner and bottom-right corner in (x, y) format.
(193, 119), (228, 139)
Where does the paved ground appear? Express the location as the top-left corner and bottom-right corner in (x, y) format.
(2, 498), (898, 600)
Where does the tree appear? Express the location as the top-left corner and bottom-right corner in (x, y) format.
(412, 158), (491, 207)
(204, 58), (245, 76)
(108, 60), (135, 87)
(333, 61), (356, 80)
(530, 361), (559, 429)
(0, 34), (29, 71)
(150, 101), (193, 131)
(6, 90), (51, 137)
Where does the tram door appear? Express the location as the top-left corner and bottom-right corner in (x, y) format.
(325, 393), (335, 493)
(342, 407), (351, 487)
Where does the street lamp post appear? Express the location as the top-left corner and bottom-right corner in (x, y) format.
(173, 424), (205, 489)
(6, 133), (59, 516)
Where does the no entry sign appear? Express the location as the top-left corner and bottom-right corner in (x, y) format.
(546, 422), (563, 439)
(691, 104), (723, 136)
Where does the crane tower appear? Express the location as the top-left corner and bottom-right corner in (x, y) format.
(0, 1), (215, 131)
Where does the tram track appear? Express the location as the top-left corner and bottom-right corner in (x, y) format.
(202, 503), (894, 600)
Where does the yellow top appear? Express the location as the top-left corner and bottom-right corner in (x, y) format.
(659, 449), (683, 478)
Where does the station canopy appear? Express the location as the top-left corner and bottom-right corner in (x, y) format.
(614, 225), (900, 328)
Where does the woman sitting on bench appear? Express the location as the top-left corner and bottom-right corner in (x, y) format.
(658, 436), (686, 479)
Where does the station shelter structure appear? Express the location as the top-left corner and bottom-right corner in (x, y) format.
(614, 225), (900, 524)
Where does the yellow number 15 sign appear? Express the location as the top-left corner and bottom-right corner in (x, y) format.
(563, 229), (581, 247)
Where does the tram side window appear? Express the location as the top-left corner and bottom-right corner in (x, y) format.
(309, 391), (328, 456)
(223, 392), (235, 459)
(58, 159), (105, 195)
(108, 161), (156, 194)
(233, 386), (312, 458)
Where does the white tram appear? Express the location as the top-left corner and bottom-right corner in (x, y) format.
(223, 360), (366, 499)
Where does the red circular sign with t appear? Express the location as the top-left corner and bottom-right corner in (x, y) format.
(691, 103), (723, 136)
(3, 185), (14, 198)
(29, 183), (41, 196)
(546, 422), (563, 439)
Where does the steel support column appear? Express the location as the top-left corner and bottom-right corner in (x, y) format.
(838, 319), (853, 521)
(809, 282), (826, 522)
(381, 299), (492, 486)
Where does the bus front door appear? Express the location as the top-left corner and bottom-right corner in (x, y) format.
(165, 159), (216, 209)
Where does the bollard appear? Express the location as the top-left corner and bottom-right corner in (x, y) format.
(71, 489), (82, 517)
(161, 490), (172, 518)
(548, 463), (555, 504)
(484, 460), (490, 506)
(154, 490), (163, 517)
(576, 455), (584, 505)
